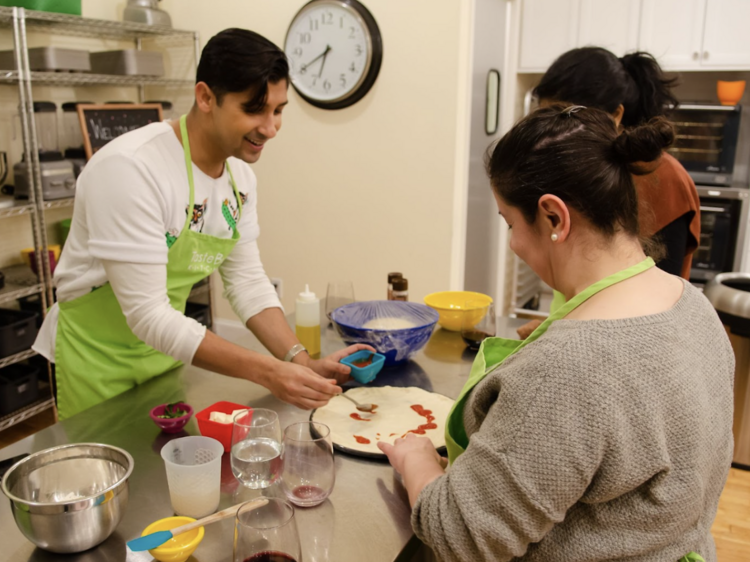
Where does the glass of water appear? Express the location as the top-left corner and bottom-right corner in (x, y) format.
(280, 421), (335, 507)
(325, 280), (355, 321)
(231, 409), (282, 489)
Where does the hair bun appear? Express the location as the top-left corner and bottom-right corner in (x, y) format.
(613, 117), (675, 173)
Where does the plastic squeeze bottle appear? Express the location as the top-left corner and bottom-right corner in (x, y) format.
(295, 284), (321, 359)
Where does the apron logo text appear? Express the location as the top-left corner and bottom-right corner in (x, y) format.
(188, 250), (225, 272)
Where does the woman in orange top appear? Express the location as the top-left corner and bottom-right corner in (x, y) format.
(533, 47), (700, 279)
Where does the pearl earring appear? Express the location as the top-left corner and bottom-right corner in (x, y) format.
(551, 233), (559, 242)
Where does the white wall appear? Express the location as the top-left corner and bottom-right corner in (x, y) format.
(0, 0), (474, 324)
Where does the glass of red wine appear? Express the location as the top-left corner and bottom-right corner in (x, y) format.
(280, 421), (335, 507)
(234, 497), (301, 562)
(461, 300), (496, 350)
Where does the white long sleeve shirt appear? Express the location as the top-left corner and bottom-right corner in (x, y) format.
(33, 121), (282, 364)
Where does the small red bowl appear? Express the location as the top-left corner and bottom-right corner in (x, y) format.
(196, 401), (252, 452)
(149, 402), (193, 433)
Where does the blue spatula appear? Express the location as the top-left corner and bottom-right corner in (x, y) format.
(127, 498), (268, 552)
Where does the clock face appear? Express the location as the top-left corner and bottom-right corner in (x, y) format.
(284, 0), (382, 110)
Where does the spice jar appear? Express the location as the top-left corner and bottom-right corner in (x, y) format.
(392, 277), (409, 301)
(387, 272), (402, 300)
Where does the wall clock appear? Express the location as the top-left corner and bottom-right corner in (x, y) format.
(284, 0), (383, 110)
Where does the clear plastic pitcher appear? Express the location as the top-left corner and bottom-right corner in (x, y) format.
(160, 436), (223, 518)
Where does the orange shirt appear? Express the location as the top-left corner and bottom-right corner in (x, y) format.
(635, 152), (701, 280)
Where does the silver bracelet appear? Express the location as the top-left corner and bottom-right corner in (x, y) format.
(284, 343), (307, 362)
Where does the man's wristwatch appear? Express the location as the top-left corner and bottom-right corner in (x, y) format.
(284, 343), (308, 362)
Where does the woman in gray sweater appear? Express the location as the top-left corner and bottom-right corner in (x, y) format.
(378, 105), (734, 561)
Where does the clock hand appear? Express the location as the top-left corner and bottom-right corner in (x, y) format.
(300, 45), (331, 73)
(318, 45), (332, 77)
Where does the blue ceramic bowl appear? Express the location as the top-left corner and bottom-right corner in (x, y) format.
(341, 350), (386, 384)
(331, 301), (439, 366)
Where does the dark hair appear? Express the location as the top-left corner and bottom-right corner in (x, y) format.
(485, 104), (675, 239)
(196, 28), (289, 111)
(532, 47), (679, 128)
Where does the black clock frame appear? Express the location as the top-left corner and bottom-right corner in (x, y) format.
(286, 0), (383, 110)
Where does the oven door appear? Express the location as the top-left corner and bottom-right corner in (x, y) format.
(668, 104), (742, 186)
(691, 186), (750, 284)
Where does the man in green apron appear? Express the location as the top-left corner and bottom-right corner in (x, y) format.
(378, 106), (729, 561)
(34, 29), (371, 420)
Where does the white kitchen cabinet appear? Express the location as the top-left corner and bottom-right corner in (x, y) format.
(520, 0), (750, 73)
(578, 0), (640, 57)
(640, 0), (750, 70)
(518, 0), (579, 72)
(639, 0), (706, 69)
(701, 0), (750, 68)
(519, 0), (640, 72)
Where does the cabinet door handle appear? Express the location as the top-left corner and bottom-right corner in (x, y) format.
(703, 51), (710, 60)
(693, 51), (700, 60)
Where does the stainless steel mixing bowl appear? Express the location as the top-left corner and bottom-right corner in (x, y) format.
(1, 443), (134, 553)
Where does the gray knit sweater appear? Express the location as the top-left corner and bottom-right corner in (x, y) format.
(412, 281), (734, 561)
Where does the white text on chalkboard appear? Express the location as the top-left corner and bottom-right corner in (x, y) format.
(88, 118), (142, 141)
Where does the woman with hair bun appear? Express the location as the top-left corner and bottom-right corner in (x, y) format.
(379, 105), (733, 562)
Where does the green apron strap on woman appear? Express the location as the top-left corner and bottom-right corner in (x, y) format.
(445, 257), (656, 463)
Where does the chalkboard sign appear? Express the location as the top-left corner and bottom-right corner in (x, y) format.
(77, 104), (164, 159)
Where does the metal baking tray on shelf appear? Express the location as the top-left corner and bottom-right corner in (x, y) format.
(0, 46), (90, 72)
(90, 49), (164, 76)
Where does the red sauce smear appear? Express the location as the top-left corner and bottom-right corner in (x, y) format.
(350, 413), (371, 422)
(403, 404), (438, 437)
(352, 356), (374, 367)
(354, 435), (370, 444)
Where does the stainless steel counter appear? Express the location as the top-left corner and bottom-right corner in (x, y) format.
(1, 317), (526, 562)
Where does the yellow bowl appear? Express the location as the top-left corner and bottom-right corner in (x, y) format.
(141, 516), (204, 562)
(423, 291), (493, 332)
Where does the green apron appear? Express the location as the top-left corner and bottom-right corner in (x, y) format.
(55, 115), (242, 420)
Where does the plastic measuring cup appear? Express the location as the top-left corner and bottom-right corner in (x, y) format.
(160, 436), (224, 518)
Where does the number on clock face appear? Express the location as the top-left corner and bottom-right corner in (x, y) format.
(284, 0), (379, 108)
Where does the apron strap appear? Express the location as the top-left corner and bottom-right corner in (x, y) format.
(447, 256), (658, 461)
(178, 115), (242, 233)
(225, 161), (242, 221)
(516, 257), (655, 355)
(179, 115), (196, 234)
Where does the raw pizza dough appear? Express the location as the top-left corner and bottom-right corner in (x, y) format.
(312, 386), (454, 455)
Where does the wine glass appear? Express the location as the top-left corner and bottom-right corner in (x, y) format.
(233, 497), (301, 562)
(231, 409), (282, 489)
(280, 421), (335, 507)
(460, 300), (496, 350)
(325, 280), (355, 321)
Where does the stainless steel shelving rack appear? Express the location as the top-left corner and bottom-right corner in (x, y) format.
(0, 7), (201, 432)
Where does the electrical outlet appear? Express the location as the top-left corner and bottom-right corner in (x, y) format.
(270, 277), (283, 299)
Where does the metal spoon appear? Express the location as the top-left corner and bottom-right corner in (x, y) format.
(341, 392), (375, 412)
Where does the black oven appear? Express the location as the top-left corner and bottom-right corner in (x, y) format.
(691, 186), (750, 284)
(668, 104), (750, 187)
